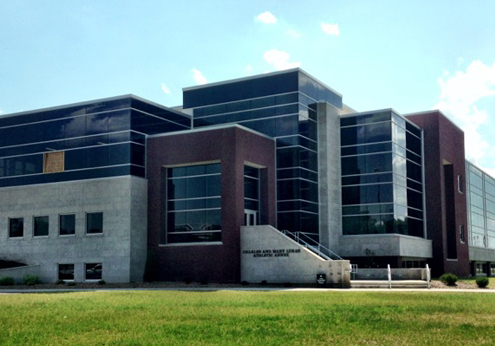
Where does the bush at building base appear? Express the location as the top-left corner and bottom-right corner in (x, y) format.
(0, 276), (15, 286)
(476, 276), (489, 288)
(22, 274), (40, 286)
(440, 273), (458, 286)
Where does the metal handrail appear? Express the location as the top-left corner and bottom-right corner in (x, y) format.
(281, 230), (342, 260)
(387, 264), (392, 289)
(426, 264), (431, 289)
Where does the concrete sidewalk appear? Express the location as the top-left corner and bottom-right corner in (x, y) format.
(1, 287), (495, 294)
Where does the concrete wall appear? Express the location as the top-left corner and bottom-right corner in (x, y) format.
(354, 268), (427, 280)
(317, 102), (342, 253)
(0, 176), (147, 283)
(339, 234), (432, 258)
(241, 225), (351, 287)
(469, 246), (495, 262)
(0, 265), (40, 284)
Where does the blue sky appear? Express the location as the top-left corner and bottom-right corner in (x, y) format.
(1, 1), (495, 175)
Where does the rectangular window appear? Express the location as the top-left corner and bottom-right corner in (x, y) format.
(86, 212), (103, 234)
(58, 264), (74, 281)
(85, 263), (102, 280)
(59, 214), (76, 236)
(166, 163), (221, 244)
(460, 225), (466, 243)
(9, 218), (24, 238)
(458, 175), (464, 193)
(33, 216), (49, 237)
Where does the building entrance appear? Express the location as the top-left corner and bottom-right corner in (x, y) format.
(244, 210), (258, 226)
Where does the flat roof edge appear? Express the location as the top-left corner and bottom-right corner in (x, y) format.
(0, 94), (188, 119)
(147, 123), (274, 141)
(182, 68), (343, 98)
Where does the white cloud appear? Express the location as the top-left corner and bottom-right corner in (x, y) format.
(245, 64), (253, 75)
(256, 11), (277, 24)
(433, 60), (495, 172)
(0, 109), (3, 115)
(161, 83), (171, 95)
(321, 22), (339, 36)
(262, 49), (300, 71)
(191, 68), (207, 85)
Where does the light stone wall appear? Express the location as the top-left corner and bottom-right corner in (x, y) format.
(354, 268), (427, 280)
(0, 176), (147, 283)
(317, 102), (343, 253)
(0, 265), (40, 284)
(241, 225), (351, 286)
(339, 234), (432, 258)
(469, 246), (495, 262)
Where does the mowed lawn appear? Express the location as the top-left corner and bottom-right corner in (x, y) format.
(1, 290), (495, 345)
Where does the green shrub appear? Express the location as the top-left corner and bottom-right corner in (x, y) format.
(476, 276), (489, 288)
(67, 282), (76, 286)
(0, 276), (15, 286)
(22, 274), (41, 286)
(98, 280), (106, 285)
(55, 279), (65, 285)
(241, 280), (249, 286)
(440, 273), (458, 286)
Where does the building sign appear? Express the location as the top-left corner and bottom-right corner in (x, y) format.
(43, 151), (65, 173)
(242, 248), (301, 258)
(317, 274), (326, 285)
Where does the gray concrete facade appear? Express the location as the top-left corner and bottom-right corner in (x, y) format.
(469, 246), (495, 262)
(0, 265), (40, 283)
(338, 234), (432, 258)
(0, 176), (147, 283)
(241, 225), (351, 286)
(317, 102), (344, 253)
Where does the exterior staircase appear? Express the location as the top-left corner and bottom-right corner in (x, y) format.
(280, 230), (342, 260)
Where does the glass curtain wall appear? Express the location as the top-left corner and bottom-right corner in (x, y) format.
(183, 70), (342, 240)
(341, 111), (424, 237)
(0, 97), (191, 187)
(244, 166), (260, 225)
(466, 162), (495, 248)
(166, 163), (222, 244)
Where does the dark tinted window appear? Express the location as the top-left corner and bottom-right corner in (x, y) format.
(33, 216), (49, 237)
(59, 214), (75, 236)
(86, 212), (103, 234)
(9, 218), (23, 238)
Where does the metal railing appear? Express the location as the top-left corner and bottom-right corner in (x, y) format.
(280, 230), (342, 260)
(426, 264), (431, 289)
(387, 264), (392, 289)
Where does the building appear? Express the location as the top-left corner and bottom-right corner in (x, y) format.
(0, 68), (493, 283)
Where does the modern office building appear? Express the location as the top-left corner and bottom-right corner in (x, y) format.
(0, 68), (493, 283)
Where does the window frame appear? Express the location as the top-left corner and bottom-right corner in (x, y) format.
(33, 215), (49, 237)
(166, 162), (222, 245)
(85, 263), (102, 281)
(86, 212), (103, 235)
(8, 217), (24, 238)
(58, 263), (75, 281)
(59, 213), (76, 236)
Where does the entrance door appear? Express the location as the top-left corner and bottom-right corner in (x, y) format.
(244, 210), (258, 226)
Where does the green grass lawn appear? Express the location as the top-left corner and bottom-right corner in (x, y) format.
(1, 290), (495, 345)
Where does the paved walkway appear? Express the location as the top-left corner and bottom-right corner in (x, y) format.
(1, 287), (495, 294)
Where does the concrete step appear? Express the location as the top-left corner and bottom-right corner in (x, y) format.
(351, 280), (429, 289)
